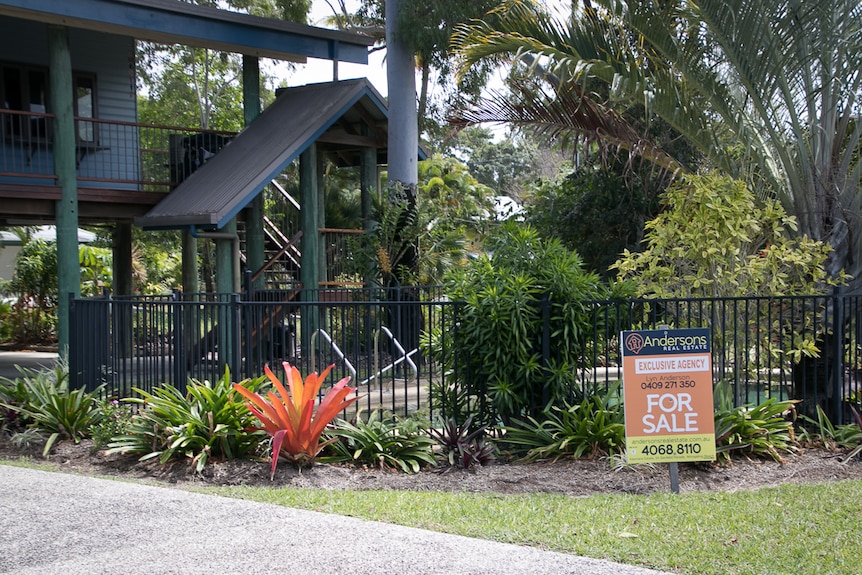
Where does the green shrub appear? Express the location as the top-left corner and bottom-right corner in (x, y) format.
(713, 384), (798, 463)
(3, 238), (58, 344)
(430, 222), (629, 425)
(322, 410), (437, 474)
(0, 363), (103, 455)
(106, 367), (267, 473)
(0, 297), (15, 341)
(501, 384), (626, 461)
(0, 370), (32, 434)
(90, 399), (134, 448)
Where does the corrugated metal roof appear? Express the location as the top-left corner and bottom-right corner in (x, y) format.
(0, 0), (373, 63)
(135, 79), (400, 230)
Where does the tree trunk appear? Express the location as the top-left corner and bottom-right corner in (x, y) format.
(384, 0), (421, 363)
(417, 59), (430, 135)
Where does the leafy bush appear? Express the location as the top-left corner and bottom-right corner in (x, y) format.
(713, 384), (798, 463)
(0, 297), (15, 341)
(323, 410), (437, 474)
(431, 222), (628, 425)
(612, 173), (837, 298)
(107, 367), (267, 473)
(90, 399), (134, 448)
(500, 384), (626, 461)
(232, 362), (359, 477)
(2, 237), (59, 344)
(427, 415), (495, 470)
(0, 363), (102, 455)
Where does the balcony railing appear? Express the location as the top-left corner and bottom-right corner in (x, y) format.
(322, 227), (365, 286)
(0, 109), (237, 192)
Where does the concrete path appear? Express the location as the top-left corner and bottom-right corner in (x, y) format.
(0, 350), (58, 380)
(0, 465), (677, 575)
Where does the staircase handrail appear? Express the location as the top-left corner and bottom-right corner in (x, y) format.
(251, 230), (303, 284)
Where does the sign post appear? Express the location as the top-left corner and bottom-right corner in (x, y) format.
(621, 327), (716, 492)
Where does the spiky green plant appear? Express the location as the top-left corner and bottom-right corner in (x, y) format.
(713, 396), (798, 463)
(107, 367), (267, 473)
(798, 404), (862, 462)
(323, 410), (437, 474)
(501, 384), (625, 461)
(0, 362), (102, 456)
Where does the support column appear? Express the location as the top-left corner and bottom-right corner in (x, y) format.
(180, 230), (198, 380)
(215, 222), (238, 373)
(112, 222), (133, 358)
(299, 144), (320, 357)
(360, 145), (378, 287)
(181, 230), (198, 293)
(243, 56), (265, 290)
(112, 222), (133, 297)
(49, 25), (79, 358)
(215, 222), (238, 294)
(317, 156), (326, 285)
(385, 0), (418, 188)
(299, 144), (321, 294)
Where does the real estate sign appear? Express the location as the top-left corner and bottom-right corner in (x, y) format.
(621, 328), (716, 464)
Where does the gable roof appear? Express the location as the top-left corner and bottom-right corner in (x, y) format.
(0, 0), (372, 63)
(136, 79), (422, 230)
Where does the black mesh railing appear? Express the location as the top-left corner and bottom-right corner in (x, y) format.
(69, 289), (862, 424)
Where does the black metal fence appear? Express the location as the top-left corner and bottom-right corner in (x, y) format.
(69, 289), (862, 424)
(69, 287), (457, 419)
(577, 293), (862, 424)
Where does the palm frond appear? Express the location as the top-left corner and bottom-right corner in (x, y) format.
(452, 0), (862, 287)
(450, 80), (683, 173)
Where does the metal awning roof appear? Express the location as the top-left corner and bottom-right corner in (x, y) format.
(136, 79), (423, 230)
(0, 0), (372, 63)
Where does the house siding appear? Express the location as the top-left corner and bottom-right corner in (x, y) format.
(0, 17), (136, 121)
(0, 16), (139, 187)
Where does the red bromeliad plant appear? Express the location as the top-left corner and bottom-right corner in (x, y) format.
(233, 362), (359, 477)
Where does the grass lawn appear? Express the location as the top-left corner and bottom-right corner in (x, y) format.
(201, 479), (862, 575)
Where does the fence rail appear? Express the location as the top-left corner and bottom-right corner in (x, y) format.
(68, 289), (862, 424)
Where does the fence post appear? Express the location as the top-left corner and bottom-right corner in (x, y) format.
(68, 292), (80, 389)
(541, 293), (551, 409)
(243, 269), (253, 300)
(833, 286), (845, 424)
(231, 293), (243, 378)
(172, 290), (185, 389)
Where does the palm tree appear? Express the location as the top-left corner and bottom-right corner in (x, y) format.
(451, 0), (862, 290)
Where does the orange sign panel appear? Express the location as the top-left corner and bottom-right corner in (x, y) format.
(621, 328), (716, 463)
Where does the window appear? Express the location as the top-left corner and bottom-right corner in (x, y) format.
(75, 75), (95, 143)
(0, 62), (97, 143)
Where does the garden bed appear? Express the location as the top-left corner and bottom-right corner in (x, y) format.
(1, 437), (860, 496)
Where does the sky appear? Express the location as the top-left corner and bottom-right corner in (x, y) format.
(284, 0), (570, 97)
(284, 1), (386, 94)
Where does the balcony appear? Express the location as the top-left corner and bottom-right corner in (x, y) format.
(0, 109), (365, 286)
(0, 108), (237, 200)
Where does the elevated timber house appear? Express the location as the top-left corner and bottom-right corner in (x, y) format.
(0, 0), (423, 355)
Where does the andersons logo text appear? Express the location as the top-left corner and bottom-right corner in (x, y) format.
(624, 331), (709, 355)
(643, 334), (708, 349)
